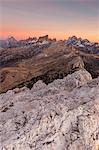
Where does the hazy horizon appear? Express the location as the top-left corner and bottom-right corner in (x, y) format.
(0, 0), (99, 42)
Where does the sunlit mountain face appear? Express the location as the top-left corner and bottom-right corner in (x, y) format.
(0, 0), (99, 42)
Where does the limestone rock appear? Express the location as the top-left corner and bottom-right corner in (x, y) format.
(0, 70), (99, 150)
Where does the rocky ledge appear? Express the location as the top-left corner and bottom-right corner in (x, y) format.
(0, 69), (99, 150)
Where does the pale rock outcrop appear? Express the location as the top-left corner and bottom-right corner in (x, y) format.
(0, 69), (99, 150)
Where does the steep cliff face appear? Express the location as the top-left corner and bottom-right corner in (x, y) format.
(38, 35), (49, 42)
(0, 70), (99, 150)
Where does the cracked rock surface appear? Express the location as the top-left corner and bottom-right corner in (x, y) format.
(0, 69), (99, 150)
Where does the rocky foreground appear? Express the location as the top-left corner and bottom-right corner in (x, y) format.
(0, 69), (99, 150)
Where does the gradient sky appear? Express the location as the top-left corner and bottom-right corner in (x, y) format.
(0, 0), (99, 41)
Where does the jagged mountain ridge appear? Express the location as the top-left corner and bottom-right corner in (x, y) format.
(0, 35), (99, 53)
(0, 35), (56, 49)
(0, 37), (18, 49)
(0, 36), (99, 93)
(65, 36), (99, 54)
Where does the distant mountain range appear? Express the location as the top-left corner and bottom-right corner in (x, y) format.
(0, 35), (99, 54)
(0, 35), (56, 49)
(65, 36), (99, 54)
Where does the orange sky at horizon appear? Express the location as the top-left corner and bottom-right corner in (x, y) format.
(0, 27), (98, 42)
(0, 0), (99, 42)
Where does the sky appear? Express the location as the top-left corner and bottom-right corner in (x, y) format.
(0, 0), (99, 41)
